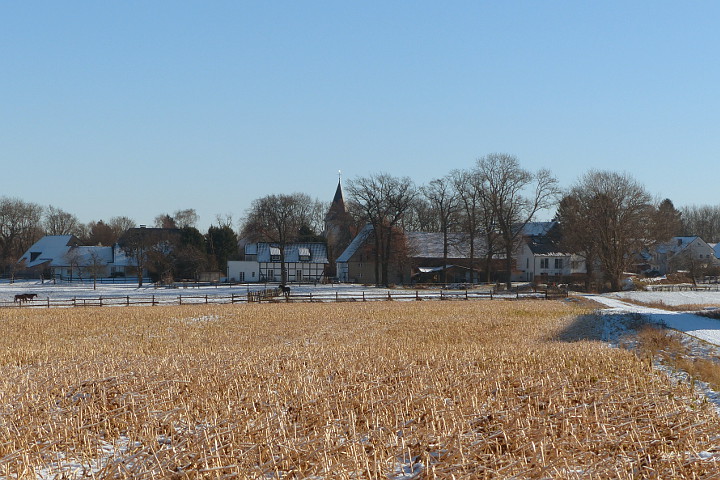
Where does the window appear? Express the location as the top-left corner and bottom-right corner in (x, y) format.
(297, 270), (303, 282)
(252, 271), (256, 278)
(270, 246), (281, 262)
(554, 258), (563, 269)
(239, 272), (245, 282)
(540, 258), (549, 269)
(298, 247), (311, 262)
(267, 270), (275, 280)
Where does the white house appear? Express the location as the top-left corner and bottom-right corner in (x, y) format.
(513, 222), (586, 283)
(652, 236), (719, 275)
(18, 235), (137, 280)
(228, 242), (329, 283)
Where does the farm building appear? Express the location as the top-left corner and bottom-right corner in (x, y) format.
(17, 235), (137, 280)
(227, 242), (329, 283)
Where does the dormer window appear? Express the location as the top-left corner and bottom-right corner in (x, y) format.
(270, 246), (281, 262)
(30, 252), (41, 262)
(298, 247), (311, 262)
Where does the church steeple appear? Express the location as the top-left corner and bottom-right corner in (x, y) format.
(331, 176), (347, 213)
(324, 173), (354, 277)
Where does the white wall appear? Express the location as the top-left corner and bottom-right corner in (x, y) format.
(227, 261), (260, 283)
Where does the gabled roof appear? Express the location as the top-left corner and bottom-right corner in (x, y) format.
(656, 236), (708, 256)
(522, 221), (557, 237)
(18, 235), (78, 268)
(66, 246), (114, 265)
(405, 232), (487, 259)
(255, 242), (329, 264)
(337, 224), (374, 263)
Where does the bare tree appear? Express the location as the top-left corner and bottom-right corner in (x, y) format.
(86, 249), (108, 290)
(63, 248), (84, 282)
(451, 168), (500, 283)
(477, 154), (560, 289)
(403, 197), (440, 232)
(108, 216), (136, 241)
(173, 209), (199, 229)
(347, 173), (417, 286)
(43, 206), (81, 236)
(241, 193), (318, 284)
(0, 197), (44, 271)
(154, 214), (176, 229)
(422, 176), (460, 284)
(559, 170), (658, 291)
(556, 194), (599, 291)
(681, 205), (720, 242)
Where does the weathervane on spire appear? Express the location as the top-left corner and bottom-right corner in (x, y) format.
(338, 170), (342, 182)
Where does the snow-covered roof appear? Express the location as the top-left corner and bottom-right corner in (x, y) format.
(337, 224), (374, 263)
(417, 264), (475, 273)
(405, 232), (487, 259)
(18, 235), (77, 268)
(656, 236), (705, 255)
(255, 243), (328, 264)
(67, 246), (114, 265)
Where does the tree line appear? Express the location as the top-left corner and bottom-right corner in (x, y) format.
(0, 203), (241, 283)
(2, 153), (710, 290)
(240, 155), (696, 291)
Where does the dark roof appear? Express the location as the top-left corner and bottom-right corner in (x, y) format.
(332, 179), (345, 207)
(256, 242), (329, 264)
(525, 223), (570, 256)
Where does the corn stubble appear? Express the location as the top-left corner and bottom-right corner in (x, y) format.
(0, 301), (718, 478)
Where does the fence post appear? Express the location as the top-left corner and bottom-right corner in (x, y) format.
(205, 295), (208, 304)
(99, 296), (103, 307)
(47, 297), (50, 308)
(363, 291), (365, 302)
(388, 291), (391, 301)
(73, 297), (76, 307)
(416, 290), (419, 301)
(465, 290), (468, 300)
(336, 291), (339, 302)
(152, 295), (156, 306)
(179, 295), (182, 305)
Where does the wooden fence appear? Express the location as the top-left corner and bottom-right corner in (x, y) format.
(645, 284), (720, 292)
(0, 287), (568, 309)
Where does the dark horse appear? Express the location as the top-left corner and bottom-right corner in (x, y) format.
(279, 284), (291, 296)
(14, 293), (38, 303)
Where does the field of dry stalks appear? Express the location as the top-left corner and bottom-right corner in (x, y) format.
(1, 300), (719, 478)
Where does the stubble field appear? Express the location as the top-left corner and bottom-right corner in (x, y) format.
(1, 300), (719, 479)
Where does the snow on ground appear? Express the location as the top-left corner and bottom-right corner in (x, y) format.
(592, 293), (720, 347)
(0, 280), (507, 306)
(591, 292), (720, 413)
(608, 289), (720, 307)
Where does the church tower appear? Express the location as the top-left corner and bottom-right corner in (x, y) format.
(324, 174), (354, 277)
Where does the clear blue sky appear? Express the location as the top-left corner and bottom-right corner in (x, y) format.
(2, 2), (718, 231)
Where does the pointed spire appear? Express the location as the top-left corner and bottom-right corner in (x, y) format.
(332, 177), (345, 207)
